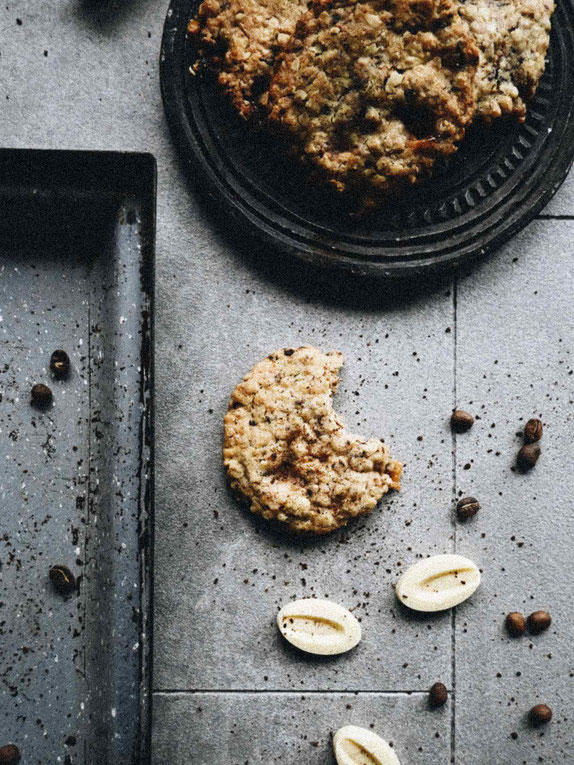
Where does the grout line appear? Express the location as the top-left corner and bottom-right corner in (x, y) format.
(536, 214), (574, 220)
(450, 273), (458, 765)
(153, 689), (451, 696)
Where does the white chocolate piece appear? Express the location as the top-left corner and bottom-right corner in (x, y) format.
(395, 554), (481, 612)
(334, 725), (401, 765)
(277, 598), (361, 655)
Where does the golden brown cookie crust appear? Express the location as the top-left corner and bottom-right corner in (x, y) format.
(189, 0), (308, 118)
(265, 0), (480, 197)
(459, 0), (554, 122)
(223, 346), (402, 534)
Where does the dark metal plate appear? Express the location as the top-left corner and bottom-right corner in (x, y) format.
(161, 0), (574, 276)
(0, 149), (155, 764)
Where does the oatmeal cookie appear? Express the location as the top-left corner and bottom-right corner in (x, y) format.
(265, 0), (480, 196)
(189, 0), (309, 118)
(459, 0), (554, 122)
(223, 347), (402, 534)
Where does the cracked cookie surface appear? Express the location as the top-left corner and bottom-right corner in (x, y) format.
(189, 0), (308, 118)
(223, 346), (402, 534)
(265, 0), (480, 198)
(459, 0), (554, 122)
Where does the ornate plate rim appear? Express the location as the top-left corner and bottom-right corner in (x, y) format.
(160, 0), (574, 277)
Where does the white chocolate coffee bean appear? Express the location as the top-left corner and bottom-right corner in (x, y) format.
(334, 725), (401, 765)
(277, 598), (361, 655)
(395, 554), (480, 612)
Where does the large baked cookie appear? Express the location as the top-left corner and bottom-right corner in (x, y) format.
(459, 0), (554, 122)
(189, 0), (308, 118)
(223, 347), (402, 534)
(265, 0), (479, 198)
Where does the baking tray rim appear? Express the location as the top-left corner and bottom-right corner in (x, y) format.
(0, 146), (156, 765)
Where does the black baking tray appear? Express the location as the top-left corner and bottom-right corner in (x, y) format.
(161, 0), (574, 277)
(0, 149), (155, 764)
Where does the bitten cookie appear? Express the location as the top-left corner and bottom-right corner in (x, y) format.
(223, 346), (402, 534)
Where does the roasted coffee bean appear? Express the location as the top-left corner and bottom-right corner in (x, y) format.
(456, 496), (480, 520)
(517, 443), (540, 471)
(505, 612), (526, 637)
(524, 418), (543, 443)
(31, 383), (53, 408)
(529, 704), (552, 725)
(0, 745), (21, 764)
(527, 610), (551, 635)
(49, 565), (76, 596)
(429, 682), (448, 707)
(450, 410), (474, 432)
(50, 349), (71, 378)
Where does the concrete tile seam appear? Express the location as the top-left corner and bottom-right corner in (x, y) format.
(152, 689), (451, 696)
(450, 273), (458, 765)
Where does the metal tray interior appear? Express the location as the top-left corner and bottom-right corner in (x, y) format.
(0, 150), (155, 764)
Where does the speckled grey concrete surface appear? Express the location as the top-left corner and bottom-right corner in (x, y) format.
(0, 1), (573, 763)
(453, 221), (574, 763)
(543, 171), (574, 217)
(153, 692), (451, 764)
(153, 270), (456, 693)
